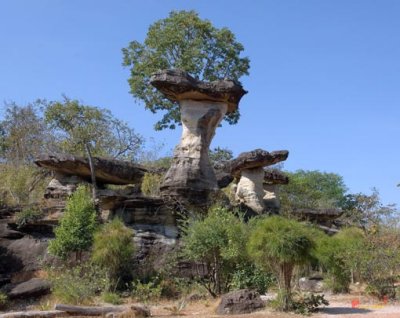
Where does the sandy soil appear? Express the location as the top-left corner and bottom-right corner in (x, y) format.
(150, 294), (400, 318)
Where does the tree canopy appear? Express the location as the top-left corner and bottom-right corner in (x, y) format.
(122, 10), (250, 130)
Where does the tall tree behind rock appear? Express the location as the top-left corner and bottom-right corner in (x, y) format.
(122, 10), (250, 130)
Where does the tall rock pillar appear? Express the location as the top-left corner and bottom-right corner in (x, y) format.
(150, 69), (246, 205)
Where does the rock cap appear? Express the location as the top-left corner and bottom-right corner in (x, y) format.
(230, 149), (289, 178)
(264, 169), (289, 185)
(150, 69), (247, 113)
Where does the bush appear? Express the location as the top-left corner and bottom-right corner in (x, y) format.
(131, 280), (162, 303)
(247, 216), (315, 311)
(141, 172), (162, 197)
(15, 206), (43, 228)
(292, 293), (329, 315)
(91, 218), (135, 288)
(48, 185), (97, 260)
(181, 206), (247, 297)
(0, 292), (8, 310)
(101, 291), (123, 305)
(48, 263), (108, 305)
(231, 263), (274, 294)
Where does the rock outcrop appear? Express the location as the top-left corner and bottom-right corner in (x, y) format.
(35, 153), (147, 185)
(230, 149), (288, 214)
(263, 169), (289, 214)
(150, 69), (246, 205)
(216, 289), (265, 315)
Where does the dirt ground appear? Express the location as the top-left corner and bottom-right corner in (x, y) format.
(149, 294), (400, 318)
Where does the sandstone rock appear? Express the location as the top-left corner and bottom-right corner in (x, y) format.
(299, 277), (325, 293)
(292, 208), (343, 222)
(216, 289), (265, 315)
(0, 310), (64, 318)
(232, 149), (289, 214)
(264, 169), (289, 185)
(8, 278), (51, 299)
(151, 69), (246, 205)
(35, 153), (147, 185)
(230, 149), (289, 178)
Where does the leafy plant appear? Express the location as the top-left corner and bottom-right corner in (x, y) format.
(48, 263), (108, 305)
(0, 292), (8, 310)
(131, 280), (162, 303)
(101, 291), (123, 305)
(181, 206), (247, 297)
(91, 218), (135, 288)
(140, 173), (162, 197)
(122, 10), (250, 130)
(292, 293), (329, 315)
(15, 206), (43, 228)
(231, 263), (275, 294)
(48, 185), (97, 260)
(247, 216), (315, 311)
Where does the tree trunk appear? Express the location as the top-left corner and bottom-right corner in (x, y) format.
(84, 143), (97, 203)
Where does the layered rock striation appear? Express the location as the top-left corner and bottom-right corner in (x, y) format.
(150, 69), (247, 205)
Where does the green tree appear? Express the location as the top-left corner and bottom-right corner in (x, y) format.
(49, 186), (97, 260)
(122, 10), (250, 130)
(247, 216), (314, 311)
(45, 97), (144, 200)
(280, 170), (347, 215)
(181, 206), (247, 297)
(91, 218), (135, 288)
(209, 146), (233, 166)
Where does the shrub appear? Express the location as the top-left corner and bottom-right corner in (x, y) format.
(48, 185), (97, 260)
(181, 206), (247, 297)
(15, 206), (43, 228)
(292, 293), (329, 315)
(131, 280), (162, 303)
(0, 292), (8, 310)
(141, 172), (162, 197)
(91, 218), (135, 288)
(247, 216), (315, 311)
(48, 263), (108, 305)
(101, 291), (123, 305)
(231, 263), (275, 294)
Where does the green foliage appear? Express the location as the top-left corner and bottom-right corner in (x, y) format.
(247, 216), (314, 311)
(141, 173), (162, 197)
(209, 147), (233, 166)
(0, 164), (49, 206)
(131, 280), (162, 303)
(314, 228), (365, 293)
(231, 263), (274, 294)
(181, 206), (247, 297)
(48, 263), (108, 305)
(91, 218), (135, 287)
(122, 10), (250, 130)
(101, 291), (123, 305)
(49, 186), (97, 260)
(15, 206), (43, 228)
(280, 170), (347, 215)
(44, 96), (143, 160)
(0, 292), (8, 310)
(292, 293), (329, 315)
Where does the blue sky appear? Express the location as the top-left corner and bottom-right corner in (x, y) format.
(0, 0), (399, 207)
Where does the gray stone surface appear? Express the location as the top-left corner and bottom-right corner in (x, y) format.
(8, 278), (51, 299)
(216, 289), (265, 315)
(35, 153), (147, 185)
(151, 69), (247, 205)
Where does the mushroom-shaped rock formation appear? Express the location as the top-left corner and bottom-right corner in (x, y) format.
(230, 149), (289, 214)
(150, 69), (247, 205)
(35, 153), (148, 185)
(263, 169), (289, 214)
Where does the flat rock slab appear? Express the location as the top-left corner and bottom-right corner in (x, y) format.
(230, 149), (289, 178)
(0, 311), (64, 318)
(150, 69), (247, 113)
(216, 289), (265, 315)
(35, 153), (148, 185)
(8, 278), (51, 299)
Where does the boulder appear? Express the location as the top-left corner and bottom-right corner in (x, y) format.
(151, 69), (246, 205)
(8, 278), (51, 299)
(216, 289), (265, 315)
(35, 153), (147, 185)
(299, 277), (325, 293)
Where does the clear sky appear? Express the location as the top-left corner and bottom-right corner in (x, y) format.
(0, 0), (399, 207)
